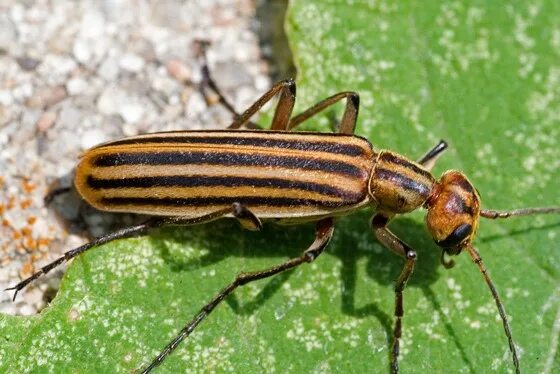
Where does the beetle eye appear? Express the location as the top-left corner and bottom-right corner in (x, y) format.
(435, 223), (472, 249)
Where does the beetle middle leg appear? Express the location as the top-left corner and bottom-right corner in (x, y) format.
(366, 141), (448, 372)
(226, 80), (360, 134)
(141, 217), (335, 373)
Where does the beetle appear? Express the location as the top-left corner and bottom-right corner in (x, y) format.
(6, 74), (560, 373)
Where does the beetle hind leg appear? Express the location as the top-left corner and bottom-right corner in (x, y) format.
(5, 204), (261, 300)
(140, 217), (335, 373)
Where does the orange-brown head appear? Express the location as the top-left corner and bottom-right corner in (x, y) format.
(425, 170), (481, 256)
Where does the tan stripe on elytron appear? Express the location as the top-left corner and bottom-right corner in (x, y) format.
(86, 185), (352, 202)
(91, 199), (369, 219)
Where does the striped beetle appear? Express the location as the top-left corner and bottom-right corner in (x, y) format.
(6, 70), (560, 373)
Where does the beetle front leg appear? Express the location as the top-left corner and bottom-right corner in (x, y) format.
(371, 213), (417, 374)
(140, 217), (335, 373)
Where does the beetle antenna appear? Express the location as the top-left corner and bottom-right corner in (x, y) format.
(481, 206), (560, 219)
(464, 243), (520, 374)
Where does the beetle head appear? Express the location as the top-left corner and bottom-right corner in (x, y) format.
(425, 171), (481, 257)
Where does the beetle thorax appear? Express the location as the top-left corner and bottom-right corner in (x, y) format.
(368, 151), (436, 214)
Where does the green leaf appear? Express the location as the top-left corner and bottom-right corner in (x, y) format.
(2, 1), (559, 373)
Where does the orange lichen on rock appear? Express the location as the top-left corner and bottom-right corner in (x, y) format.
(21, 180), (36, 194)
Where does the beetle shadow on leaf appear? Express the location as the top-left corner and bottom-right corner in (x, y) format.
(149, 213), (446, 312)
(148, 219), (317, 315)
(149, 219), (316, 272)
(148, 211), (473, 371)
(479, 221), (560, 244)
(329, 212), (442, 330)
(330, 211), (475, 373)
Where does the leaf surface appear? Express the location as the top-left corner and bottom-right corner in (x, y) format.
(2, 1), (559, 373)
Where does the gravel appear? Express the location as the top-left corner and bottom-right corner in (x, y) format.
(0, 0), (272, 315)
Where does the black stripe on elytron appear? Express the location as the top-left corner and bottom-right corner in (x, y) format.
(102, 135), (367, 156)
(100, 196), (350, 209)
(379, 152), (433, 181)
(92, 152), (366, 177)
(86, 175), (365, 202)
(375, 168), (432, 197)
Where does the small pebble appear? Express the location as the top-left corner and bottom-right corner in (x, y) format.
(122, 122), (139, 136)
(81, 129), (107, 149)
(0, 14), (16, 51)
(57, 106), (82, 128)
(45, 86), (69, 107)
(0, 0), (270, 319)
(18, 304), (35, 316)
(119, 103), (145, 123)
(0, 90), (14, 106)
(79, 12), (106, 38)
(97, 86), (127, 115)
(73, 39), (92, 63)
(98, 57), (120, 81)
(16, 56), (41, 71)
(12, 82), (34, 102)
(35, 111), (57, 133)
(119, 53), (145, 73)
(166, 59), (192, 83)
(66, 77), (88, 96)
(26, 85), (67, 109)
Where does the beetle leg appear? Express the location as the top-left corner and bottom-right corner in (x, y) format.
(164, 203), (262, 231)
(371, 213), (417, 374)
(227, 79), (297, 130)
(198, 42), (358, 134)
(196, 44), (262, 129)
(416, 140), (448, 171)
(232, 202), (262, 231)
(5, 219), (159, 301)
(197, 43), (297, 132)
(198, 52), (243, 124)
(288, 91), (360, 134)
(200, 70), (296, 131)
(140, 217), (334, 373)
(4, 204), (258, 300)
